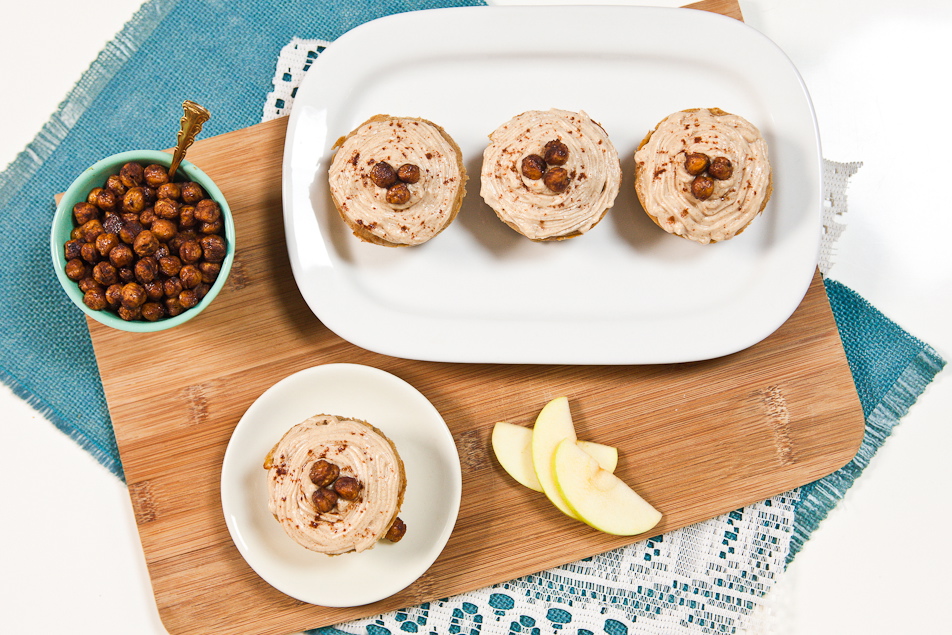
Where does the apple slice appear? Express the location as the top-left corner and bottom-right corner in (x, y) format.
(553, 438), (662, 536)
(492, 421), (619, 492)
(531, 396), (579, 518)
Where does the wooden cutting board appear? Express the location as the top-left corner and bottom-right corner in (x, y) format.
(85, 1), (863, 633)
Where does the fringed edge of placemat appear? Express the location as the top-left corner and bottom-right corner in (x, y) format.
(786, 333), (946, 563)
(0, 364), (124, 479)
(0, 0), (178, 209)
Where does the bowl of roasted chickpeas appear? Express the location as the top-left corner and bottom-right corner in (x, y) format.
(51, 150), (235, 332)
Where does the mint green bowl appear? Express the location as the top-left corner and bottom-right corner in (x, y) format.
(51, 150), (235, 332)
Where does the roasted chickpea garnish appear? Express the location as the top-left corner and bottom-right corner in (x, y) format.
(543, 167), (571, 193)
(370, 161), (398, 188)
(309, 460), (340, 488)
(333, 476), (362, 501)
(691, 175), (715, 201)
(371, 160), (422, 206)
(385, 182), (411, 205)
(311, 488), (339, 514)
(708, 156), (733, 180)
(523, 140), (572, 192)
(521, 154), (546, 180)
(61, 160), (228, 322)
(396, 163), (421, 184)
(385, 517), (407, 543)
(684, 152), (733, 199)
(543, 139), (569, 166)
(684, 152), (710, 176)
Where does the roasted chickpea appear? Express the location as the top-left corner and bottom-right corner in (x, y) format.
(385, 517), (407, 543)
(118, 266), (136, 283)
(154, 243), (170, 260)
(543, 167), (571, 193)
(370, 161), (397, 188)
(95, 188), (119, 213)
(109, 243), (134, 268)
(140, 302), (166, 322)
(154, 198), (180, 220)
(543, 139), (569, 166)
(95, 232), (119, 258)
(92, 261), (118, 286)
(684, 152), (710, 176)
(199, 219), (223, 235)
(103, 213), (123, 235)
(159, 255), (182, 277)
(80, 242), (100, 264)
(65, 259), (88, 281)
(386, 182), (411, 205)
(156, 182), (181, 201)
(179, 240), (202, 264)
(309, 460), (340, 487)
(194, 283), (211, 300)
(118, 218), (143, 245)
(120, 282), (147, 309)
(178, 288), (199, 309)
(143, 164), (169, 188)
(194, 199), (221, 223)
(64, 239), (83, 261)
(165, 295), (185, 317)
(708, 156), (733, 180)
(197, 261), (221, 283)
(178, 205), (197, 229)
(397, 163), (421, 184)
(133, 230), (160, 257)
(691, 175), (715, 200)
(151, 218), (177, 243)
(521, 154), (546, 180)
(117, 305), (142, 321)
(70, 226), (84, 241)
(83, 289), (108, 311)
(199, 234), (226, 263)
(180, 182), (205, 204)
(179, 264), (202, 289)
(163, 276), (183, 298)
(311, 488), (338, 514)
(87, 187), (104, 207)
(104, 284), (122, 308)
(139, 207), (156, 227)
(141, 186), (158, 206)
(134, 256), (159, 283)
(77, 277), (102, 294)
(119, 162), (145, 188)
(332, 476), (362, 501)
(73, 202), (99, 225)
(79, 218), (104, 243)
(143, 280), (165, 301)
(105, 174), (127, 197)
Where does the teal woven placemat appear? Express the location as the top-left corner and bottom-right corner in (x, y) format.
(0, 1), (945, 633)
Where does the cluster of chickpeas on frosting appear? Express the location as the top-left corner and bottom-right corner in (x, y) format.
(683, 152), (733, 201)
(62, 161), (227, 322)
(369, 160), (421, 206)
(308, 458), (406, 542)
(520, 139), (572, 193)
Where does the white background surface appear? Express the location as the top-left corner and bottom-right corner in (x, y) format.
(1, 1), (949, 634)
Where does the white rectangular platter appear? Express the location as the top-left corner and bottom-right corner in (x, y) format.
(282, 5), (822, 364)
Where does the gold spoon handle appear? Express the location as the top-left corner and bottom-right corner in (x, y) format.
(168, 100), (211, 181)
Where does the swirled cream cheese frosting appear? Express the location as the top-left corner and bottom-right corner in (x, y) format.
(328, 115), (467, 247)
(480, 109), (622, 241)
(634, 108), (773, 244)
(264, 414), (407, 555)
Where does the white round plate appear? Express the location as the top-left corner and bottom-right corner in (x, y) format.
(220, 363), (462, 607)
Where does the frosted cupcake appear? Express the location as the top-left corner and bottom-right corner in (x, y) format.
(480, 108), (622, 241)
(634, 107), (773, 244)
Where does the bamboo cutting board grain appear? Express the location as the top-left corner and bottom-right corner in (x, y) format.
(84, 2), (863, 633)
